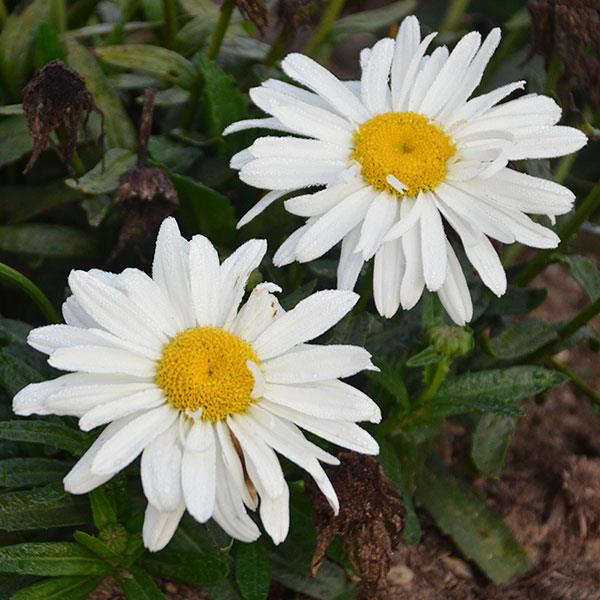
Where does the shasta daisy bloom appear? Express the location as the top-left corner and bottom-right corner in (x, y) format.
(225, 16), (587, 325)
(12, 218), (380, 551)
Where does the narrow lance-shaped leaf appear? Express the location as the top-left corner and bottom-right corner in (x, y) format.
(471, 415), (517, 479)
(0, 420), (91, 456)
(12, 575), (105, 600)
(487, 319), (558, 360)
(235, 541), (271, 600)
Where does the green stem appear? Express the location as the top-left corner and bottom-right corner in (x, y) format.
(553, 153), (577, 185)
(264, 30), (286, 67)
(543, 51), (562, 97)
(162, 0), (178, 49)
(304, 0), (347, 57)
(557, 297), (600, 343)
(439, 0), (471, 33)
(0, 263), (61, 324)
(512, 181), (600, 286)
(206, 0), (235, 61)
(417, 359), (451, 405)
(548, 358), (600, 406)
(181, 72), (205, 131)
(0, 0), (7, 30)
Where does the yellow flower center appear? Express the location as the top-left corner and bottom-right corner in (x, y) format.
(155, 327), (259, 423)
(352, 112), (456, 198)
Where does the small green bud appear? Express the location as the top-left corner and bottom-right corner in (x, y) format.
(99, 523), (128, 555)
(428, 325), (474, 359)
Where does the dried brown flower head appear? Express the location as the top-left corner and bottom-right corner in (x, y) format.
(528, 0), (600, 112)
(306, 452), (405, 600)
(109, 89), (178, 264)
(22, 60), (103, 175)
(236, 0), (268, 33)
(278, 0), (315, 33)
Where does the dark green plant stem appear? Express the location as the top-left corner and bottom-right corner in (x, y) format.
(162, 0), (178, 49)
(206, 0), (235, 61)
(548, 358), (600, 406)
(0, 263), (61, 324)
(181, 73), (205, 131)
(512, 181), (600, 286)
(0, 0), (7, 30)
(439, 0), (471, 32)
(304, 0), (347, 57)
(417, 359), (451, 405)
(264, 30), (286, 67)
(543, 51), (562, 96)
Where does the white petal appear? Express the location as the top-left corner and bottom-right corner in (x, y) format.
(408, 46), (449, 112)
(13, 373), (87, 416)
(419, 193), (447, 291)
(272, 222), (311, 267)
(224, 117), (293, 136)
(294, 187), (373, 262)
(267, 102), (353, 146)
(143, 502), (185, 552)
(249, 136), (349, 161)
(361, 38), (394, 114)
(261, 78), (332, 109)
(464, 235), (507, 296)
(231, 283), (283, 343)
(238, 190), (290, 228)
(141, 420), (184, 512)
(189, 234), (220, 327)
(284, 180), (362, 218)
(437, 241), (473, 326)
(337, 225), (364, 290)
(62, 296), (97, 329)
(506, 126), (587, 160)
(391, 15), (422, 109)
(91, 405), (178, 476)
(64, 415), (139, 494)
(384, 196), (423, 241)
(68, 271), (167, 351)
(356, 192), (398, 260)
(262, 400), (379, 454)
(400, 202), (425, 310)
(219, 238), (267, 328)
(79, 388), (165, 432)
(264, 344), (375, 384)
(253, 290), (358, 360)
(263, 379), (381, 423)
(281, 53), (370, 123)
(152, 217), (195, 330)
(48, 345), (156, 378)
(228, 414), (286, 498)
(373, 237), (404, 318)
(181, 420), (216, 523)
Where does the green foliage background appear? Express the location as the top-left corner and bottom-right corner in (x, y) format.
(0, 0), (598, 598)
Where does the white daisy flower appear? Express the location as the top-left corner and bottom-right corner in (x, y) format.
(225, 15), (587, 325)
(12, 217), (380, 551)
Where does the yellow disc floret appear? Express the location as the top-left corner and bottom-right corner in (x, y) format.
(352, 112), (456, 198)
(155, 327), (259, 423)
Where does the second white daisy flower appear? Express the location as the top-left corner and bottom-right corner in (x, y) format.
(13, 217), (380, 551)
(225, 15), (587, 325)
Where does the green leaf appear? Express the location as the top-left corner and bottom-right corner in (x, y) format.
(366, 359), (410, 417)
(64, 37), (135, 149)
(0, 115), (33, 168)
(12, 575), (105, 600)
(141, 551), (228, 587)
(0, 349), (43, 396)
(0, 457), (69, 488)
(0, 420), (90, 455)
(405, 345), (441, 368)
(331, 0), (416, 38)
(487, 319), (558, 360)
(235, 542), (271, 600)
(0, 543), (109, 576)
(34, 22), (66, 68)
(73, 531), (121, 564)
(0, 484), (90, 530)
(486, 286), (547, 316)
(0, 224), (100, 259)
(471, 415), (516, 479)
(415, 457), (530, 585)
(117, 566), (167, 600)
(95, 45), (197, 89)
(197, 55), (247, 137)
(410, 366), (567, 426)
(0, 317), (31, 345)
(0, 181), (82, 224)
(66, 148), (136, 195)
(0, 0), (53, 98)
(89, 487), (118, 530)
(170, 173), (235, 244)
(560, 255), (600, 302)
